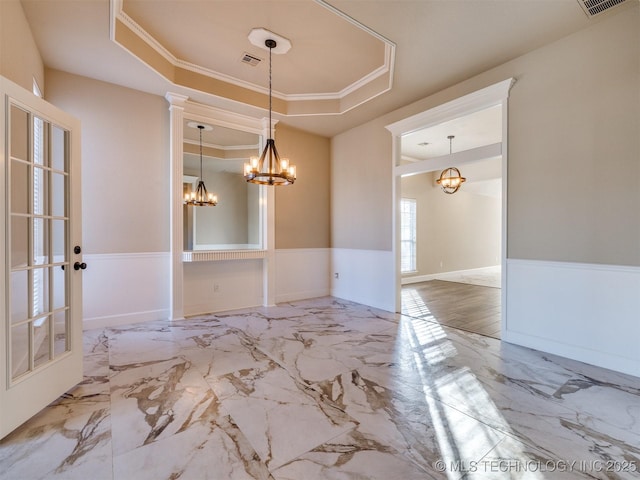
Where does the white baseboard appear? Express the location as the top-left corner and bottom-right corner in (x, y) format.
(184, 301), (262, 317)
(275, 248), (331, 303)
(331, 248), (394, 312)
(82, 252), (170, 329)
(505, 258), (640, 377)
(83, 309), (169, 330)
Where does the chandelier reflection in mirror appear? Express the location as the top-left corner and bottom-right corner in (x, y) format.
(244, 38), (296, 186)
(436, 135), (466, 194)
(185, 123), (218, 206)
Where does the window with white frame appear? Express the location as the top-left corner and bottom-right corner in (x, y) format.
(401, 198), (417, 273)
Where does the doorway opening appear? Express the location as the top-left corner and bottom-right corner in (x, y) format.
(386, 79), (514, 340)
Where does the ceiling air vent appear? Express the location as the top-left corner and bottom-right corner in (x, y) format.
(241, 53), (262, 66)
(577, 0), (631, 17)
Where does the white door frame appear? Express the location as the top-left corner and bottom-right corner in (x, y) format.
(386, 78), (515, 333)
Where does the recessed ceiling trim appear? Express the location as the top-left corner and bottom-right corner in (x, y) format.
(286, 55), (393, 101)
(110, 0), (395, 116)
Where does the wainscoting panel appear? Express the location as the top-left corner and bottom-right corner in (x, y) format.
(82, 252), (170, 330)
(504, 258), (640, 377)
(275, 248), (331, 303)
(331, 248), (395, 312)
(183, 258), (263, 316)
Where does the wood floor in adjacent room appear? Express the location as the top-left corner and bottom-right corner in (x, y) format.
(402, 279), (502, 339)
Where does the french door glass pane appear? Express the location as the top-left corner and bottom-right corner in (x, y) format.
(10, 160), (29, 214)
(11, 215), (28, 268)
(52, 219), (66, 262)
(10, 106), (28, 161)
(52, 266), (66, 310)
(11, 323), (30, 378)
(51, 172), (66, 217)
(33, 317), (51, 368)
(51, 125), (66, 172)
(33, 166), (48, 216)
(33, 217), (49, 265)
(10, 270), (28, 325)
(31, 267), (50, 318)
(33, 116), (46, 166)
(53, 310), (68, 357)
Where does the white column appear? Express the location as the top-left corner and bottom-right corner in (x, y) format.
(166, 93), (188, 321)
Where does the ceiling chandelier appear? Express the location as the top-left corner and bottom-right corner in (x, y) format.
(436, 135), (466, 194)
(244, 38), (296, 186)
(184, 123), (218, 206)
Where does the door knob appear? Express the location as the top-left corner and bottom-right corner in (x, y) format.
(74, 246), (82, 254)
(73, 262), (87, 271)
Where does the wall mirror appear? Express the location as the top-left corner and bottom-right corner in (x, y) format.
(182, 119), (262, 251)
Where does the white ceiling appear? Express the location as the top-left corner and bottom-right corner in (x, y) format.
(20, 0), (625, 139)
(402, 105), (503, 161)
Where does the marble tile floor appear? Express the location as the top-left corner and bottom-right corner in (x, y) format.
(1, 296), (639, 480)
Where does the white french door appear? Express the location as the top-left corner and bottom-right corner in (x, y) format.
(1, 76), (83, 439)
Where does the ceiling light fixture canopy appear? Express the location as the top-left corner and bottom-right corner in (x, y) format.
(244, 38), (296, 186)
(437, 135), (466, 194)
(185, 124), (218, 206)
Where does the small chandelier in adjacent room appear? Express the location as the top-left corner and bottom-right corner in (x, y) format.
(184, 123), (218, 206)
(244, 38), (296, 186)
(437, 135), (466, 194)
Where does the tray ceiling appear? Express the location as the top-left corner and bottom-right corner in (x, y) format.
(113, 0), (394, 116)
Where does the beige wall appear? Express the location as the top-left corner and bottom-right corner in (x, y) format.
(505, 8), (639, 265)
(44, 69), (170, 254)
(274, 124), (330, 249)
(41, 70), (328, 287)
(0, 0), (44, 92)
(333, 6), (639, 267)
(402, 171), (501, 276)
(331, 120), (392, 250)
